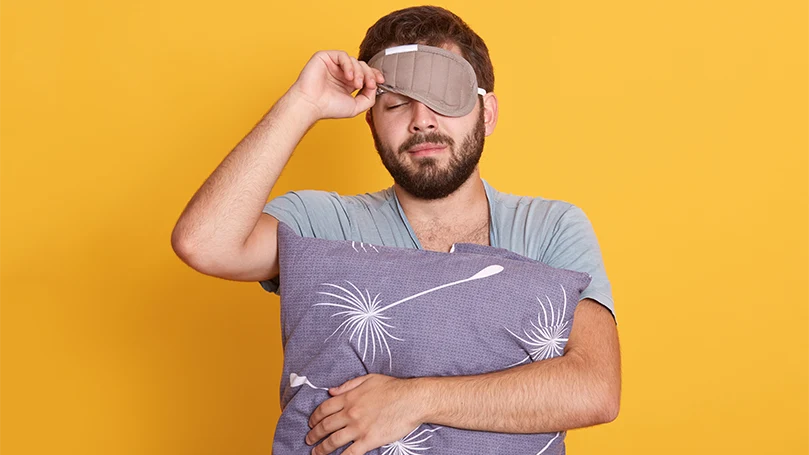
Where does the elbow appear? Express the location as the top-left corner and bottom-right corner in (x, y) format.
(592, 386), (620, 425)
(171, 227), (210, 272)
(170, 229), (241, 278)
(567, 393), (619, 430)
(569, 351), (621, 427)
(581, 362), (620, 426)
(171, 228), (194, 262)
(599, 397), (620, 424)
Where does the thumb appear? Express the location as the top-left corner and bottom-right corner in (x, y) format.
(351, 84), (377, 117)
(329, 374), (371, 396)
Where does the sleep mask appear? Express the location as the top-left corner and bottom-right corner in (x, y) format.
(367, 44), (487, 117)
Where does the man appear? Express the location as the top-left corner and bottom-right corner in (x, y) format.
(171, 5), (620, 455)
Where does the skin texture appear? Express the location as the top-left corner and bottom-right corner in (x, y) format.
(302, 44), (622, 455)
(369, 91), (486, 200)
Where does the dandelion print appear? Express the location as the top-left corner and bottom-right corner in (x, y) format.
(315, 265), (504, 371)
(289, 373), (329, 391)
(381, 425), (442, 455)
(505, 283), (572, 368)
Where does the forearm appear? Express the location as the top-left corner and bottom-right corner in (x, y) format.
(414, 353), (613, 434)
(172, 89), (318, 256)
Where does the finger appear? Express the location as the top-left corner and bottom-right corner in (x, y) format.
(351, 83), (377, 116)
(335, 52), (354, 81)
(305, 413), (348, 446)
(350, 57), (363, 90)
(362, 63), (384, 84)
(350, 65), (380, 115)
(358, 61), (377, 90)
(374, 68), (385, 84)
(309, 396), (343, 429)
(329, 374), (371, 396)
(312, 428), (358, 455)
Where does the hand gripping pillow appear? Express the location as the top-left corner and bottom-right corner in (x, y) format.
(272, 221), (592, 455)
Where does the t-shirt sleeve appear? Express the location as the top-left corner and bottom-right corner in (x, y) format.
(543, 205), (617, 325)
(258, 189), (350, 295)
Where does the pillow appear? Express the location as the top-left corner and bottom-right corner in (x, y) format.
(272, 221), (592, 455)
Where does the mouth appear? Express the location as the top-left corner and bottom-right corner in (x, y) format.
(407, 143), (447, 157)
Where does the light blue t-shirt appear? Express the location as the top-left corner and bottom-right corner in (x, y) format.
(259, 178), (616, 324)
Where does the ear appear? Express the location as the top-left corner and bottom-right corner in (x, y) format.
(365, 109), (373, 128)
(482, 92), (499, 137)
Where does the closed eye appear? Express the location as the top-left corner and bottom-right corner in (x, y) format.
(387, 102), (409, 110)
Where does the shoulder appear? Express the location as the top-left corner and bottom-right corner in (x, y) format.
(493, 189), (577, 219)
(264, 187), (392, 214)
(485, 181), (615, 322)
(486, 182), (596, 262)
(262, 186), (397, 241)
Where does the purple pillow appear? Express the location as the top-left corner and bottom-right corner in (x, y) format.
(273, 221), (592, 455)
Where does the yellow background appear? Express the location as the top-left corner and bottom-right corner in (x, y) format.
(2, 0), (807, 453)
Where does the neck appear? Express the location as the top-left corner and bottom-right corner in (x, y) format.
(393, 170), (489, 228)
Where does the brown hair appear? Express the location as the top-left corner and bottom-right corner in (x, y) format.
(358, 6), (494, 93)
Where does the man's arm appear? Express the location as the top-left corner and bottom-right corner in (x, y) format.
(413, 298), (621, 433)
(170, 51), (383, 280)
(170, 91), (316, 279)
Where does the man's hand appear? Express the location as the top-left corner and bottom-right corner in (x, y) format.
(305, 374), (425, 455)
(289, 50), (385, 121)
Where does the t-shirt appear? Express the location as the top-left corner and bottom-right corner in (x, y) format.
(259, 177), (616, 324)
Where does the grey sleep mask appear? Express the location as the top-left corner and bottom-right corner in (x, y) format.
(367, 44), (487, 117)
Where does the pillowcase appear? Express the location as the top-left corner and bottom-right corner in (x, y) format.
(272, 221), (592, 455)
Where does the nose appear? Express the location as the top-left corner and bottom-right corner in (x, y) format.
(408, 101), (438, 133)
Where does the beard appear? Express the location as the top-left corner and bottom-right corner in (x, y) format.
(370, 106), (486, 200)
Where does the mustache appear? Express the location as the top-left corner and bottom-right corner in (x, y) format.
(398, 132), (455, 154)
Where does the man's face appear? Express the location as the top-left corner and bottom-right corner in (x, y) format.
(367, 44), (487, 200)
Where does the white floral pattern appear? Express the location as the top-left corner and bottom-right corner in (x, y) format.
(504, 284), (572, 368)
(381, 425), (442, 455)
(288, 373), (328, 391)
(315, 265), (504, 371)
